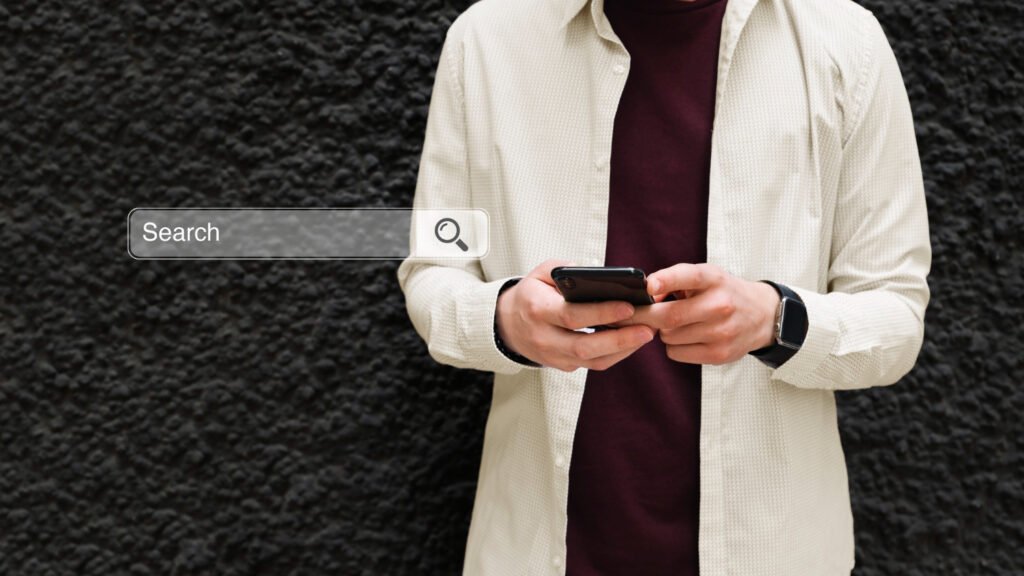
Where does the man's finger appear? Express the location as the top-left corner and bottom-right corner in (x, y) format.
(545, 300), (635, 330)
(647, 263), (722, 295)
(561, 324), (655, 360)
(603, 294), (670, 328)
(621, 297), (709, 330)
(583, 345), (646, 371)
(527, 258), (577, 287)
(660, 321), (714, 346)
(664, 343), (710, 364)
(665, 342), (733, 365)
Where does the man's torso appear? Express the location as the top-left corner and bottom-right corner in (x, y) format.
(446, 0), (875, 573)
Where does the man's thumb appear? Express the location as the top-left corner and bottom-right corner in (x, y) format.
(527, 258), (578, 286)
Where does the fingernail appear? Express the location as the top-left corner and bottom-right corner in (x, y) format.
(648, 279), (660, 293)
(620, 304), (635, 317)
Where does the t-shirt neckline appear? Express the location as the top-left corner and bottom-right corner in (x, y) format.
(604, 0), (726, 15)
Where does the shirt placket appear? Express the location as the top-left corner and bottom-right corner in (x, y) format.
(699, 2), (761, 574)
(547, 3), (632, 576)
(587, 0), (630, 268)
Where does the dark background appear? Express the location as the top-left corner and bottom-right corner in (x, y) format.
(1, 0), (1020, 574)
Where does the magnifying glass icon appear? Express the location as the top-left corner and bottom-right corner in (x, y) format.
(434, 217), (469, 252)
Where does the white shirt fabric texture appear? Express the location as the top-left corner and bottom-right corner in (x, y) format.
(397, 0), (932, 573)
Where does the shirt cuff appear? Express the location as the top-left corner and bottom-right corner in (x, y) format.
(767, 284), (841, 388)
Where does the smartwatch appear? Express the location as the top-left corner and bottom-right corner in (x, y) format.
(748, 280), (809, 369)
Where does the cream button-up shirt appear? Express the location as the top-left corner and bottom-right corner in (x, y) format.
(397, 0), (932, 573)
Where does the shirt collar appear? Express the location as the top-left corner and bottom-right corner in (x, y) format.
(556, 0), (589, 28)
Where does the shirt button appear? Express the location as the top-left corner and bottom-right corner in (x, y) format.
(595, 155), (609, 168)
(552, 555), (563, 567)
(554, 455), (566, 468)
(612, 63), (627, 75)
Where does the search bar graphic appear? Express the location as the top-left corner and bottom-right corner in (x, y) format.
(127, 208), (489, 260)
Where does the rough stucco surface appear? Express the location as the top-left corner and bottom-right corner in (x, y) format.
(0, 0), (1020, 574)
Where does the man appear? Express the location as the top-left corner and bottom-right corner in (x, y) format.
(398, 0), (931, 573)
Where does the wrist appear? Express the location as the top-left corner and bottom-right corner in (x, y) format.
(752, 279), (780, 351)
(494, 278), (540, 367)
(748, 280), (808, 369)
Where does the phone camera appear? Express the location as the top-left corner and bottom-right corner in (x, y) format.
(559, 277), (576, 290)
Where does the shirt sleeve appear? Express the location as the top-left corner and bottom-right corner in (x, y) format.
(769, 14), (932, 391)
(396, 19), (536, 376)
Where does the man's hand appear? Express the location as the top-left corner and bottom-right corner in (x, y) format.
(496, 260), (656, 372)
(627, 263), (780, 365)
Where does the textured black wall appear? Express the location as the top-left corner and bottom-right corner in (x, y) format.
(0, 0), (1020, 574)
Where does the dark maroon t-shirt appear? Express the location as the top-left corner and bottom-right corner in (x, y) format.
(565, 0), (727, 574)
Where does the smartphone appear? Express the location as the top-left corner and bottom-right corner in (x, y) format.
(550, 266), (655, 306)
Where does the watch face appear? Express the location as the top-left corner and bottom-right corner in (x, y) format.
(779, 297), (808, 348)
